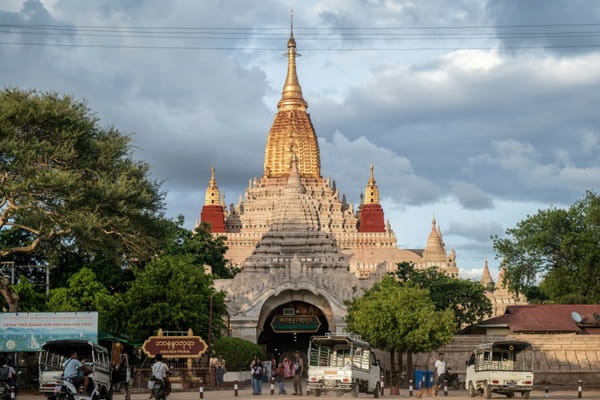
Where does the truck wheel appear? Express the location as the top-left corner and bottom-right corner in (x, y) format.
(521, 392), (530, 399)
(373, 382), (380, 398)
(484, 381), (492, 399)
(352, 382), (359, 398)
(468, 382), (477, 398)
(314, 389), (321, 397)
(506, 393), (514, 398)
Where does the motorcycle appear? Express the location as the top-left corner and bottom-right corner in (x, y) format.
(53, 375), (100, 400)
(0, 381), (15, 400)
(443, 368), (460, 390)
(149, 377), (166, 400)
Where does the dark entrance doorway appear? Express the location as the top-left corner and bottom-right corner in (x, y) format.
(258, 301), (329, 360)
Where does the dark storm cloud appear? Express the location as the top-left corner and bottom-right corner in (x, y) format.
(449, 180), (494, 209)
(446, 220), (503, 243)
(487, 0), (600, 55)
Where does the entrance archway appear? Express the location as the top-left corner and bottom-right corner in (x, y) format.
(258, 300), (329, 360)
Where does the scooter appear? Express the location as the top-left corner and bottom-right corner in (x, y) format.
(150, 377), (166, 400)
(53, 375), (100, 400)
(0, 381), (16, 400)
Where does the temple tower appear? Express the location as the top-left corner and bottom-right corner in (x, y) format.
(263, 24), (320, 179)
(199, 167), (225, 232)
(358, 165), (386, 232)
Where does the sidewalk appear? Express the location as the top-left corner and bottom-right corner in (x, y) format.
(18, 386), (600, 400)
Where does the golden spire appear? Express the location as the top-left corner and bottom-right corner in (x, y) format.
(277, 10), (308, 111)
(204, 166), (222, 206)
(363, 164), (380, 204)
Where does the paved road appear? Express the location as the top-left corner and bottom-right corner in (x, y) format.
(18, 386), (600, 400)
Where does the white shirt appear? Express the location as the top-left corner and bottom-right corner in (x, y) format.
(435, 359), (446, 377)
(152, 361), (169, 380)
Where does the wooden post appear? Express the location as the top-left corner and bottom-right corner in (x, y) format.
(234, 380), (238, 397)
(443, 378), (448, 396)
(408, 379), (413, 397)
(270, 376), (275, 395)
(199, 379), (204, 399)
(578, 379), (583, 399)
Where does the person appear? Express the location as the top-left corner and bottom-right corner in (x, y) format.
(215, 354), (226, 389)
(283, 357), (293, 379)
(274, 362), (286, 395)
(150, 354), (170, 399)
(250, 356), (264, 395)
(434, 353), (447, 385)
(292, 351), (304, 395)
(0, 356), (17, 388)
(62, 350), (92, 394)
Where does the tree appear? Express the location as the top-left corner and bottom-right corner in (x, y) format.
(392, 262), (492, 330)
(164, 219), (235, 278)
(346, 277), (455, 383)
(212, 337), (265, 371)
(0, 89), (167, 309)
(493, 191), (600, 303)
(104, 254), (227, 343)
(12, 277), (47, 312)
(47, 268), (112, 312)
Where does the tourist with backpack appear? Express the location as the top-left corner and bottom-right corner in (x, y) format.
(250, 355), (264, 395)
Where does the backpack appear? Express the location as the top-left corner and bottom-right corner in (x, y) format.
(0, 367), (10, 381)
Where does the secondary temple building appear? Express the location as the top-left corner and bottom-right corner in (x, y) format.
(197, 29), (514, 354)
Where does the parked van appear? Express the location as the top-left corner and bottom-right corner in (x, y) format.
(38, 340), (112, 400)
(307, 333), (381, 397)
(465, 340), (534, 399)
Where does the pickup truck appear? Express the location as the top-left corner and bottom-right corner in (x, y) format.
(307, 333), (381, 397)
(465, 340), (534, 399)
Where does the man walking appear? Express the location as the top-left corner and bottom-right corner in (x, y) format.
(434, 353), (447, 385)
(215, 354), (226, 389)
(293, 352), (304, 395)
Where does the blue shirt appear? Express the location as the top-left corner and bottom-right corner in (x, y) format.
(63, 358), (83, 379)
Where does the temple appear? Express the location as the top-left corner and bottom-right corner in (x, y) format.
(198, 26), (461, 351)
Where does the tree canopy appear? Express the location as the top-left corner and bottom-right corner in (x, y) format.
(0, 89), (169, 309)
(493, 190), (600, 303)
(392, 262), (492, 330)
(103, 254), (227, 343)
(346, 276), (455, 355)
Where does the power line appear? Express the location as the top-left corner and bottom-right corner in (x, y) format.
(2, 41), (600, 51)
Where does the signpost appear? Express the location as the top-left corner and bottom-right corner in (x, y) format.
(142, 335), (207, 358)
(270, 315), (321, 333)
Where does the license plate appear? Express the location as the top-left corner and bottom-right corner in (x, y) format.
(54, 385), (62, 393)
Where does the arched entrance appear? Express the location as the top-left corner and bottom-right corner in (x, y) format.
(257, 293), (332, 359)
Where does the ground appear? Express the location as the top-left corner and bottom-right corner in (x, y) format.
(19, 386), (600, 400)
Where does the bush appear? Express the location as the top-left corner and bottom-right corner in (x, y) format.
(212, 337), (265, 371)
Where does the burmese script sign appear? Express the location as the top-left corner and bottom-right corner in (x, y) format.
(271, 315), (321, 333)
(142, 336), (207, 358)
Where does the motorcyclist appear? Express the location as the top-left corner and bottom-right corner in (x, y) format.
(150, 354), (170, 399)
(62, 350), (92, 393)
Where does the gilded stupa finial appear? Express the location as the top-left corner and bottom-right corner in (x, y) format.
(278, 10), (307, 112)
(363, 164), (380, 204)
(204, 166), (222, 206)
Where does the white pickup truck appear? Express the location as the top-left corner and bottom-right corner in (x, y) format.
(465, 340), (534, 399)
(307, 333), (381, 397)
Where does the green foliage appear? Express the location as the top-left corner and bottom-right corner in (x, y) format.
(103, 254), (226, 343)
(12, 277), (47, 311)
(0, 88), (167, 263)
(163, 219), (236, 278)
(392, 262), (492, 330)
(346, 276), (455, 354)
(47, 268), (112, 312)
(212, 337), (265, 371)
(493, 190), (600, 303)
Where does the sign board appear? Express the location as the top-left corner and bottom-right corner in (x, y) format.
(271, 315), (321, 333)
(0, 312), (98, 352)
(142, 336), (208, 358)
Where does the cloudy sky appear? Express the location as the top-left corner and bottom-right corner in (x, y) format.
(2, 0), (600, 280)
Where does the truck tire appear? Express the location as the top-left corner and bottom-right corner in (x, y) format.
(468, 382), (477, 398)
(521, 391), (530, 399)
(484, 381), (492, 399)
(373, 382), (380, 398)
(314, 389), (321, 397)
(352, 382), (359, 398)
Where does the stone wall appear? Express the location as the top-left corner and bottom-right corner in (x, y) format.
(412, 334), (600, 387)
